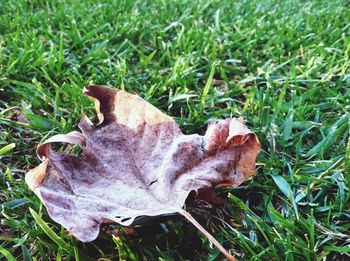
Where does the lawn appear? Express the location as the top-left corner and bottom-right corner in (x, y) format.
(1, 0), (349, 260)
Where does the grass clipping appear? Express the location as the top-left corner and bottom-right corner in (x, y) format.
(26, 85), (260, 260)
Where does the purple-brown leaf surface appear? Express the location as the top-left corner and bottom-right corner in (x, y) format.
(26, 86), (260, 257)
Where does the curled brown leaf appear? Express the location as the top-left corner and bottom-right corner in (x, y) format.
(26, 85), (260, 260)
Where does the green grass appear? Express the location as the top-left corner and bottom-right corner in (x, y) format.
(1, 0), (349, 260)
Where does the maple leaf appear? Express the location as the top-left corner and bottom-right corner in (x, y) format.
(26, 85), (260, 260)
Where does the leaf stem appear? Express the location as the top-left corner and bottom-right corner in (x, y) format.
(179, 209), (237, 261)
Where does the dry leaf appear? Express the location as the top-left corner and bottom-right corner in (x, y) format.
(26, 85), (260, 260)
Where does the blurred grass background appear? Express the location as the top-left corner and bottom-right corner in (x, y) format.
(0, 0), (349, 260)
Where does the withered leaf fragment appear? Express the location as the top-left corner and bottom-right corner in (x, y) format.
(27, 86), (260, 260)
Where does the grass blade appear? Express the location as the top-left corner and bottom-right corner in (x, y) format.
(29, 208), (72, 255)
(0, 247), (16, 261)
(271, 174), (292, 198)
(0, 143), (16, 155)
